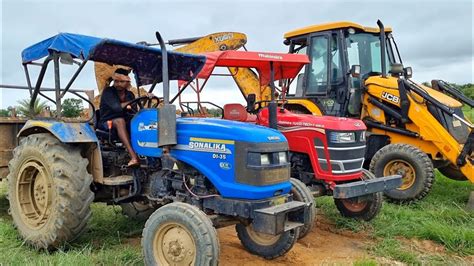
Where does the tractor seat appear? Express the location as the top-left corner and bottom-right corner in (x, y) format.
(223, 103), (257, 123)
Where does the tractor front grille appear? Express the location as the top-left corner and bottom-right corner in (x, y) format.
(315, 131), (366, 175)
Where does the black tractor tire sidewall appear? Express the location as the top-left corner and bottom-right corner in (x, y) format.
(142, 202), (219, 266)
(438, 164), (468, 181)
(334, 169), (383, 221)
(290, 178), (316, 239)
(370, 144), (434, 203)
(120, 202), (155, 221)
(7, 133), (93, 249)
(235, 223), (299, 260)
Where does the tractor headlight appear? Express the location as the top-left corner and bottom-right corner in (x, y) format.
(329, 132), (355, 143)
(278, 152), (288, 164)
(260, 154), (271, 165)
(360, 131), (366, 142)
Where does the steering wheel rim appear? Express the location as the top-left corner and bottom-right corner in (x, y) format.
(126, 96), (161, 113)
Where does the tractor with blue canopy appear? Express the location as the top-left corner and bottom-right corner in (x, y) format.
(6, 32), (313, 264)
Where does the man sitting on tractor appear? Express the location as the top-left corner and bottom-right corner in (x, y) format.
(99, 68), (139, 167)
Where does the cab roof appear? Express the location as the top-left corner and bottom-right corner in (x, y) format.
(284, 21), (392, 39)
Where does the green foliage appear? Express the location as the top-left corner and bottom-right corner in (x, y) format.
(0, 109), (10, 117)
(61, 98), (83, 118)
(16, 98), (48, 118)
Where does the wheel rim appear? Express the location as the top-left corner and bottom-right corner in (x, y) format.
(16, 160), (53, 230)
(245, 224), (280, 246)
(153, 222), (196, 265)
(383, 159), (416, 190)
(340, 198), (368, 212)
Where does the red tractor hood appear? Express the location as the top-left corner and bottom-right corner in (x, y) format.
(257, 108), (367, 131)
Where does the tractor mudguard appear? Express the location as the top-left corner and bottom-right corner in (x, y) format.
(18, 120), (98, 143)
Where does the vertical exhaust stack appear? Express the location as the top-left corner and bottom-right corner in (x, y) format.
(377, 20), (387, 78)
(156, 31), (177, 147)
(268, 62), (278, 129)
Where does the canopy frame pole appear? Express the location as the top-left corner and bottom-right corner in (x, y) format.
(29, 56), (53, 114)
(53, 52), (62, 118)
(268, 61), (278, 129)
(60, 59), (88, 98)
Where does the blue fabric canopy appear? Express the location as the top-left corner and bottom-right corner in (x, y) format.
(21, 33), (206, 86)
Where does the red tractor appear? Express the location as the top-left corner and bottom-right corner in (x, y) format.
(175, 50), (401, 237)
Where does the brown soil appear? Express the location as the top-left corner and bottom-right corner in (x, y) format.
(218, 215), (374, 265)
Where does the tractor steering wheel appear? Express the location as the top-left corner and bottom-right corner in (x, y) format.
(247, 99), (287, 114)
(125, 96), (161, 113)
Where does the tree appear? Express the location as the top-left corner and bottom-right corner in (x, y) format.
(0, 109), (10, 117)
(62, 98), (83, 118)
(16, 98), (48, 118)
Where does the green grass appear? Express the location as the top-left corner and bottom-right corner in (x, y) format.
(317, 172), (474, 263)
(463, 106), (473, 121)
(0, 181), (145, 265)
(0, 172), (472, 264)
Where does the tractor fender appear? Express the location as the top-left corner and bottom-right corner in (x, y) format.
(18, 120), (98, 143)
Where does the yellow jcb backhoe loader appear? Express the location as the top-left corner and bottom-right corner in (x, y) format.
(277, 20), (473, 203)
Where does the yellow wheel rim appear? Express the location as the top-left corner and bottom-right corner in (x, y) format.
(16, 160), (53, 230)
(153, 222), (196, 265)
(383, 159), (416, 190)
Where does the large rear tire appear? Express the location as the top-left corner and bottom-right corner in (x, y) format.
(235, 223), (299, 259)
(290, 178), (316, 239)
(370, 144), (434, 204)
(142, 202), (219, 266)
(334, 169), (383, 221)
(438, 164), (468, 181)
(7, 133), (94, 249)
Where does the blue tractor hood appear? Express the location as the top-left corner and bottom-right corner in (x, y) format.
(131, 109), (291, 200)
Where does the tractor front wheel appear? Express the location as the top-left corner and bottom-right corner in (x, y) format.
(290, 178), (316, 239)
(235, 223), (299, 259)
(334, 169), (383, 221)
(370, 144), (434, 204)
(142, 202), (219, 266)
(7, 133), (94, 249)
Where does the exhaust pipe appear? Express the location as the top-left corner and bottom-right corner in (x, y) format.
(377, 20), (387, 78)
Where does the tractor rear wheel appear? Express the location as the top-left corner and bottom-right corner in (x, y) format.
(7, 133), (93, 249)
(438, 164), (468, 181)
(370, 144), (434, 204)
(235, 223), (299, 259)
(290, 178), (316, 239)
(120, 201), (155, 221)
(142, 202), (219, 266)
(334, 169), (383, 221)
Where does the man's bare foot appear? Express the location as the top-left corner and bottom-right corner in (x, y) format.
(127, 158), (140, 167)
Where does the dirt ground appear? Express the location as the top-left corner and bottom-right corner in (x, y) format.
(218, 215), (375, 265)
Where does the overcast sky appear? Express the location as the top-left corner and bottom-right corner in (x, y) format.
(1, 0), (473, 109)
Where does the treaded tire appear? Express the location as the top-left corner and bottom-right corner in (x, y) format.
(334, 169), (383, 221)
(369, 143), (434, 204)
(235, 223), (299, 259)
(7, 133), (93, 249)
(142, 202), (219, 266)
(290, 178), (316, 239)
(438, 164), (468, 181)
(120, 201), (155, 221)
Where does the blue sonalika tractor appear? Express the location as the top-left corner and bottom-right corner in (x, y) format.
(7, 32), (313, 264)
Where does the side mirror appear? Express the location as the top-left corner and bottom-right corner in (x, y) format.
(247, 94), (256, 112)
(404, 67), (413, 79)
(350, 65), (361, 78)
(389, 63), (404, 77)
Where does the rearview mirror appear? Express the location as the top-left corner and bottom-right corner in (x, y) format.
(404, 67), (413, 79)
(350, 65), (361, 78)
(247, 94), (256, 112)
